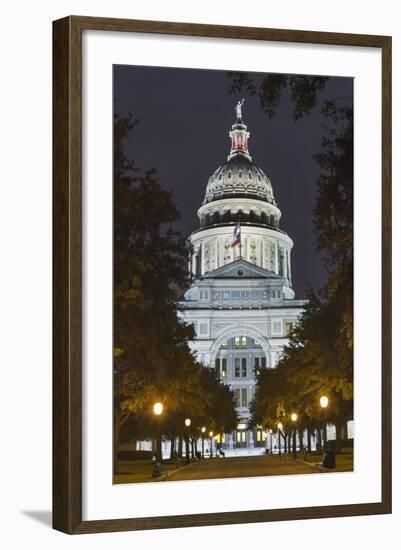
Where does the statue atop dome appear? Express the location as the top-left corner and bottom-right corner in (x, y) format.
(235, 98), (245, 121)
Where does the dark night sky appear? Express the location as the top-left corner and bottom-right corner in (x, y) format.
(114, 65), (353, 298)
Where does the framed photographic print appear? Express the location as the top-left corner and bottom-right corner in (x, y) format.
(53, 16), (392, 534)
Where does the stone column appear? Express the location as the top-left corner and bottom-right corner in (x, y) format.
(288, 249), (292, 285)
(249, 429), (254, 448)
(199, 242), (203, 275)
(275, 242), (279, 274)
(283, 248), (288, 280)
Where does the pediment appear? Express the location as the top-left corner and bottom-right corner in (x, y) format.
(201, 258), (283, 280)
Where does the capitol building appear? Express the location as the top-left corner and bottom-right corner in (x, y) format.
(177, 102), (307, 454)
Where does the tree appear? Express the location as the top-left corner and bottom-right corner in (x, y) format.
(113, 113), (237, 471)
(113, 113), (195, 471)
(236, 75), (354, 449)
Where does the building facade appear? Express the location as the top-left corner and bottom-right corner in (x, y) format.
(177, 104), (307, 454)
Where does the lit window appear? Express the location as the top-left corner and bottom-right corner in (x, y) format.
(215, 358), (220, 377)
(254, 339), (261, 347)
(235, 358), (240, 377)
(221, 358), (227, 378)
(257, 429), (266, 442)
(241, 388), (247, 407)
(222, 340), (228, 347)
(241, 336), (247, 347)
(285, 322), (294, 336)
(235, 336), (241, 347)
(241, 358), (247, 377)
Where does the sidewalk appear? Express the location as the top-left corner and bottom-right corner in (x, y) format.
(114, 457), (201, 484)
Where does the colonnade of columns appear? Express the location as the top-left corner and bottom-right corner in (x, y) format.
(190, 236), (292, 281)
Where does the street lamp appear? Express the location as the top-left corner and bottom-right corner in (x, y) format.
(209, 431), (214, 458)
(320, 395), (329, 451)
(201, 426), (206, 459)
(277, 422), (283, 455)
(269, 428), (273, 455)
(185, 418), (191, 464)
(291, 413), (298, 459)
(152, 402), (163, 477)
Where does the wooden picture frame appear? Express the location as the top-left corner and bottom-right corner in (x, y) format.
(53, 15), (392, 534)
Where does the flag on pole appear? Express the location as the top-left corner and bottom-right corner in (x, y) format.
(231, 221), (241, 248)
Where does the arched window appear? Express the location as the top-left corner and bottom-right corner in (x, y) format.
(261, 212), (267, 224)
(213, 211), (220, 224)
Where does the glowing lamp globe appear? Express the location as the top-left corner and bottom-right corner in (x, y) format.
(320, 395), (329, 409)
(153, 402), (163, 416)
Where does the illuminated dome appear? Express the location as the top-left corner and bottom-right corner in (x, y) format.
(189, 102), (293, 290)
(204, 154), (276, 205)
(197, 115), (281, 230)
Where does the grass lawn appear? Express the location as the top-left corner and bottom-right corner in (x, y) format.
(301, 447), (354, 472)
(114, 458), (191, 484)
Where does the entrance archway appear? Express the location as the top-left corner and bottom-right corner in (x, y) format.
(210, 326), (271, 453)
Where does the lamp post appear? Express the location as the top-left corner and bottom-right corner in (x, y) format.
(291, 413), (298, 459)
(185, 418), (191, 464)
(152, 402), (163, 477)
(320, 395), (329, 451)
(209, 431), (214, 458)
(269, 429), (273, 455)
(277, 422), (283, 455)
(201, 426), (206, 459)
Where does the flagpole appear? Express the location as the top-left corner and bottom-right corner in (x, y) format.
(239, 218), (241, 260)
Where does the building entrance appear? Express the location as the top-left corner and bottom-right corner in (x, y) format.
(236, 429), (247, 448)
(213, 334), (268, 454)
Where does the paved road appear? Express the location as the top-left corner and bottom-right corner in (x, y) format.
(166, 454), (316, 481)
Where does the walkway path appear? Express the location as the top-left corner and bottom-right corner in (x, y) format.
(167, 454), (316, 482)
